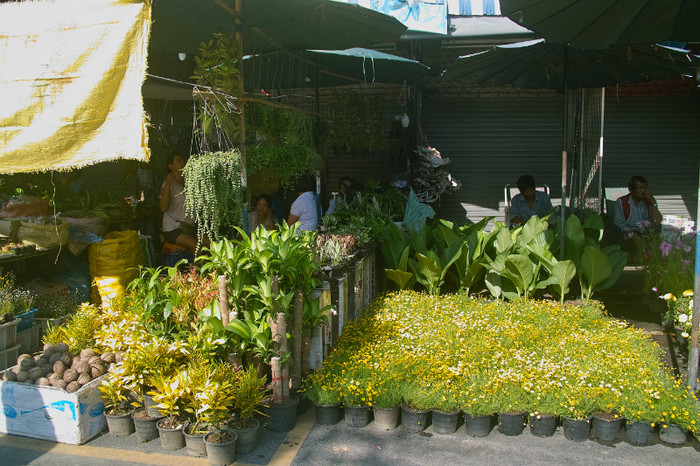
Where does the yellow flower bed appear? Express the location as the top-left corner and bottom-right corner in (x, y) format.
(307, 291), (700, 433)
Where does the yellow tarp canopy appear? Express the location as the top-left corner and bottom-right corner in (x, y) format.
(0, 0), (151, 174)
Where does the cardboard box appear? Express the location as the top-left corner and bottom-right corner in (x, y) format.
(0, 218), (21, 241)
(0, 374), (106, 444)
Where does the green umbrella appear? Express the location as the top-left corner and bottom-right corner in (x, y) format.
(149, 0), (407, 55)
(500, 0), (700, 50)
(243, 47), (429, 91)
(442, 39), (697, 91)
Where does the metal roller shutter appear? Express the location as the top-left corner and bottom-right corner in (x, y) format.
(421, 93), (564, 226)
(603, 95), (700, 221)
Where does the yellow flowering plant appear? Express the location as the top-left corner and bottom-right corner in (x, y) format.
(309, 291), (700, 434)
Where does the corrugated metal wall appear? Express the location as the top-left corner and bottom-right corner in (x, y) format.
(422, 90), (700, 226)
(421, 92), (564, 225)
(603, 95), (700, 220)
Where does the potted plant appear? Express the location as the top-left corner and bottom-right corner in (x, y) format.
(303, 371), (344, 426)
(371, 377), (403, 431)
(150, 372), (188, 451)
(99, 368), (134, 437)
(401, 382), (432, 434)
(226, 366), (267, 454)
(197, 365), (239, 465)
(430, 381), (461, 435)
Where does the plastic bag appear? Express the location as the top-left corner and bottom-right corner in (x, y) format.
(18, 218), (71, 248)
(88, 230), (143, 307)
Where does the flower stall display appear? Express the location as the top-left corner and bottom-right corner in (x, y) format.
(305, 291), (700, 440)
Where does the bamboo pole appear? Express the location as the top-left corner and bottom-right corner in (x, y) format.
(276, 312), (289, 399)
(218, 275), (229, 326)
(291, 290), (303, 389)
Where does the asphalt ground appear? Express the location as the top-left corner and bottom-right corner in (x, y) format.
(2, 400), (700, 466)
(2, 281), (699, 465)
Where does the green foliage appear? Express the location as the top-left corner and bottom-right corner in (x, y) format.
(198, 223), (320, 363)
(329, 91), (387, 154)
(245, 103), (319, 187)
(191, 33), (240, 143)
(231, 367), (267, 422)
(126, 261), (217, 337)
(183, 150), (245, 242)
(99, 367), (131, 414)
(322, 192), (395, 247)
(43, 303), (102, 351)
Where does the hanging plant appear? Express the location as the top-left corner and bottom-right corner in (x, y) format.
(191, 33), (241, 150)
(183, 150), (244, 242)
(246, 143), (318, 187)
(245, 103), (319, 186)
(329, 90), (387, 155)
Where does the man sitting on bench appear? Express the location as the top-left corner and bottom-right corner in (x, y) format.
(612, 175), (662, 251)
(508, 175), (554, 228)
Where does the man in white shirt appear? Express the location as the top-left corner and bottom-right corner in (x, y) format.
(288, 177), (318, 232)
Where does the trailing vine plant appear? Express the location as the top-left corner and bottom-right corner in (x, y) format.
(183, 150), (244, 242)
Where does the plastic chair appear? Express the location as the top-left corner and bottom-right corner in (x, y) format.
(504, 184), (550, 226)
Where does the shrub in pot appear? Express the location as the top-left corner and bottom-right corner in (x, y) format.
(225, 367), (267, 454)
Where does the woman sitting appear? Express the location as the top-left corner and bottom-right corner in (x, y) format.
(249, 194), (277, 232)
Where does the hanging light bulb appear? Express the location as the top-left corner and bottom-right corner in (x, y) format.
(401, 113), (410, 128)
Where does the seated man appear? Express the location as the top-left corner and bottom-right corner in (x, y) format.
(613, 175), (662, 250)
(508, 174), (554, 227)
(325, 176), (353, 215)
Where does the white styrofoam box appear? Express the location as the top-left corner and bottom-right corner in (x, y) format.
(0, 374), (106, 444)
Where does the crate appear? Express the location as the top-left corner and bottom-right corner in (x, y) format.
(0, 319), (19, 351)
(16, 324), (41, 355)
(0, 345), (20, 371)
(35, 315), (70, 340)
(15, 309), (37, 332)
(0, 373), (107, 444)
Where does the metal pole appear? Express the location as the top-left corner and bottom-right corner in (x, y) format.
(598, 88), (605, 214)
(559, 46), (569, 259)
(234, 0), (249, 231)
(688, 168), (700, 393)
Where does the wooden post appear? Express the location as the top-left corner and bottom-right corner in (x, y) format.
(291, 289), (303, 389)
(270, 356), (282, 404)
(218, 275), (229, 326)
(276, 312), (289, 399)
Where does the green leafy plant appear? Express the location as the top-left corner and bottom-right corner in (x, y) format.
(229, 366), (267, 428)
(183, 150), (245, 242)
(191, 33), (240, 144)
(43, 303), (102, 351)
(99, 367), (132, 415)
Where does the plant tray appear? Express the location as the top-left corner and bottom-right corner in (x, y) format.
(35, 315), (70, 340)
(0, 345), (20, 371)
(0, 319), (19, 351)
(0, 373), (106, 444)
(15, 309), (37, 332)
(16, 324), (41, 355)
